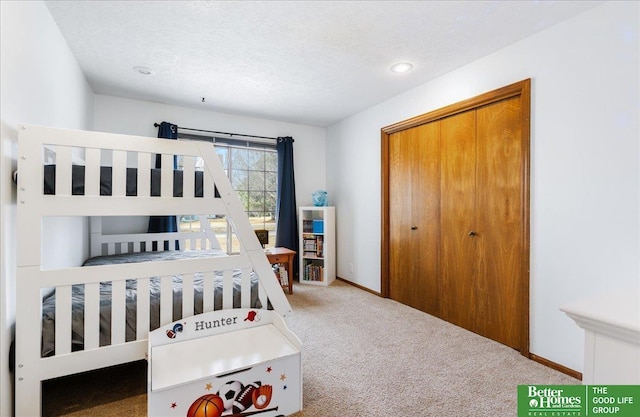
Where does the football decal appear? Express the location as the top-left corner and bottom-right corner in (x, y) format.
(217, 380), (243, 411)
(232, 381), (261, 413)
(186, 394), (224, 417)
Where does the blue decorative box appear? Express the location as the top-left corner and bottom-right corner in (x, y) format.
(312, 220), (324, 233)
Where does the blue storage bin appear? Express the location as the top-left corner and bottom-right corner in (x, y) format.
(312, 220), (324, 233)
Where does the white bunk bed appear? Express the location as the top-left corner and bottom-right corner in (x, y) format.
(14, 124), (295, 416)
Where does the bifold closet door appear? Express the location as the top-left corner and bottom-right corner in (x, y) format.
(388, 98), (525, 351)
(439, 109), (478, 331)
(438, 99), (525, 350)
(474, 96), (525, 349)
(388, 122), (440, 314)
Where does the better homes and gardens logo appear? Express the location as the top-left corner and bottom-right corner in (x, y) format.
(518, 385), (640, 417)
(520, 385), (583, 416)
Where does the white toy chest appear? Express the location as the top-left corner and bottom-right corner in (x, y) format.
(148, 309), (302, 417)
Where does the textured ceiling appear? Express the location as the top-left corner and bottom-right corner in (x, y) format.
(45, 0), (604, 127)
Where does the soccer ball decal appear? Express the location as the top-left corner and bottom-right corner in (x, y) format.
(217, 380), (243, 411)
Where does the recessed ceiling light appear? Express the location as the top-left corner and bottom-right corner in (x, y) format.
(390, 62), (414, 73)
(133, 66), (155, 75)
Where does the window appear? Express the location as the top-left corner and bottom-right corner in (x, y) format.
(177, 134), (277, 253)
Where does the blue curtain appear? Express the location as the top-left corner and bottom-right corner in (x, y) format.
(275, 137), (298, 274)
(148, 121), (178, 250)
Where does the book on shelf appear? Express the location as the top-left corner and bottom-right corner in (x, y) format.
(315, 236), (323, 257)
(303, 219), (314, 233)
(272, 264), (289, 288)
(303, 262), (324, 282)
(279, 265), (288, 287)
(303, 219), (325, 234)
(304, 237), (316, 250)
(302, 235), (323, 257)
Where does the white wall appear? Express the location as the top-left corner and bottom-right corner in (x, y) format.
(0, 1), (94, 415)
(93, 94), (327, 233)
(326, 1), (639, 373)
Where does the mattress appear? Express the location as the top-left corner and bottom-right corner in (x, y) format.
(40, 249), (262, 357)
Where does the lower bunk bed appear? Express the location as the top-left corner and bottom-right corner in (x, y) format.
(41, 247), (265, 358)
(14, 124), (300, 416)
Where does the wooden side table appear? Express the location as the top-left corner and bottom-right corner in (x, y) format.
(265, 247), (296, 294)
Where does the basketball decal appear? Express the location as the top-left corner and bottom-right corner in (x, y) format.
(186, 394), (224, 417)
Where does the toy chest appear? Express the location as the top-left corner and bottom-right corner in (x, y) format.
(148, 309), (302, 417)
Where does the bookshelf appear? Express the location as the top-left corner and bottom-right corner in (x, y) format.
(299, 206), (335, 286)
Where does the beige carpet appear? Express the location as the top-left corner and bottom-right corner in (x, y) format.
(43, 280), (579, 416)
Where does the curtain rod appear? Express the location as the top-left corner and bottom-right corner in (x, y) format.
(153, 123), (277, 141)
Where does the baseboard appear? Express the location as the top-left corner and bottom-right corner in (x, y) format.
(529, 353), (582, 381)
(336, 277), (382, 296)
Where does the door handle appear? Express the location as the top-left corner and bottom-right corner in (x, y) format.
(468, 231), (476, 236)
(411, 226), (418, 230)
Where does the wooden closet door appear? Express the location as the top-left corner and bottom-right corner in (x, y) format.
(475, 96), (524, 349)
(439, 110), (478, 330)
(388, 123), (440, 314)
